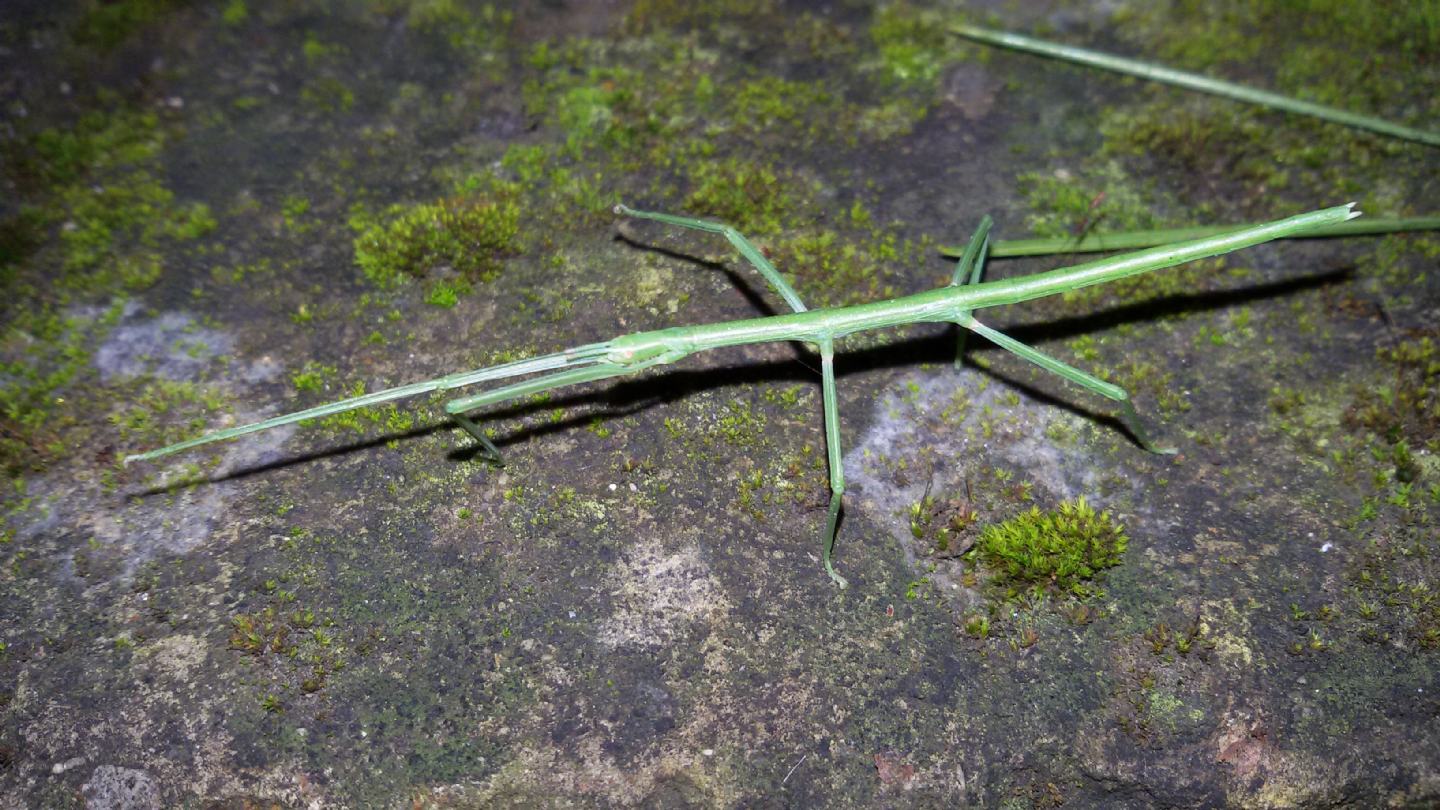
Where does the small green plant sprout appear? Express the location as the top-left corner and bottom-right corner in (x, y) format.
(962, 613), (991, 640)
(907, 479), (979, 557)
(126, 202), (1360, 588)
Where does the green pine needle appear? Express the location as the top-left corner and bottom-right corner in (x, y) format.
(952, 24), (1440, 148)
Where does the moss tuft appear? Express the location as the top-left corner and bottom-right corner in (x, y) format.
(1346, 332), (1438, 447)
(683, 158), (795, 235)
(1017, 164), (1162, 241)
(352, 194), (520, 289)
(73, 0), (186, 49)
(969, 497), (1128, 600)
(868, 2), (953, 86)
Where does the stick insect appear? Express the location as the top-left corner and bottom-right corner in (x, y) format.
(127, 202), (1360, 587)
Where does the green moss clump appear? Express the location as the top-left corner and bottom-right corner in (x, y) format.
(1099, 102), (1291, 191)
(0, 103), (220, 473)
(291, 362), (336, 394)
(715, 398), (766, 446)
(73, 0), (186, 49)
(769, 230), (895, 307)
(221, 0), (247, 26)
(59, 175), (214, 280)
(1347, 333), (1438, 448)
(425, 280), (465, 308)
(623, 0), (777, 35)
(970, 497), (1128, 600)
(728, 76), (833, 135)
(382, 0), (515, 66)
(683, 158), (796, 235)
(27, 109), (163, 184)
(299, 77), (355, 114)
(107, 377), (226, 448)
(868, 2), (953, 86)
(553, 83), (621, 151)
(13, 108), (216, 292)
(352, 195), (520, 289)
(1017, 164), (1163, 241)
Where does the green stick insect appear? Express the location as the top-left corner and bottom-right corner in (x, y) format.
(127, 202), (1360, 587)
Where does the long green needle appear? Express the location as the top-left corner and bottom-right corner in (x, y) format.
(941, 217), (1440, 260)
(951, 24), (1440, 148)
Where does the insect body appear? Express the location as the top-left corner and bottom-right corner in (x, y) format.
(127, 202), (1360, 587)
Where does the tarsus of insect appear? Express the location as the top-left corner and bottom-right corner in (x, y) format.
(127, 201), (1361, 588)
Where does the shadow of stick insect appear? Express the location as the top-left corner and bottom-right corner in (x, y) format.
(127, 202), (1361, 587)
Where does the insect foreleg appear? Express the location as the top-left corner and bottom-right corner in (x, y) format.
(615, 204), (810, 315)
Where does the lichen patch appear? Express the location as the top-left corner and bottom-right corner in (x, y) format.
(595, 537), (730, 650)
(94, 305), (233, 383)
